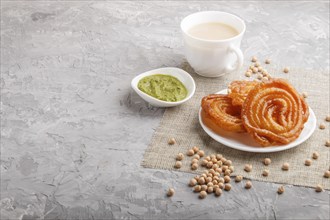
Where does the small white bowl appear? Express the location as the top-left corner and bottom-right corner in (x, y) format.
(131, 67), (196, 107)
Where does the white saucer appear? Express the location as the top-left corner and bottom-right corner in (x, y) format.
(198, 89), (317, 153)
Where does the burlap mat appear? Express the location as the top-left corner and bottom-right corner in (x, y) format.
(141, 63), (330, 190)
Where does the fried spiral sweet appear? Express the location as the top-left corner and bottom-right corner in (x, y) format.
(241, 78), (309, 146)
(301, 95), (310, 123)
(228, 80), (260, 106)
(201, 94), (246, 133)
(229, 80), (309, 122)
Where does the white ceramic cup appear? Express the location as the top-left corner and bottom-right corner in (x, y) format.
(181, 11), (246, 77)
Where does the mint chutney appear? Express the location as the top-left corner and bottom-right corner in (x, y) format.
(137, 74), (188, 102)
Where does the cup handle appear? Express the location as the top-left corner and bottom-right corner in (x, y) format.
(224, 45), (243, 73)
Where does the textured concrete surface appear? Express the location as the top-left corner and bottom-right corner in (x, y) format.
(1, 1), (329, 219)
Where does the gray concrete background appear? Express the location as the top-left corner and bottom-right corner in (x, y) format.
(1, 1), (329, 219)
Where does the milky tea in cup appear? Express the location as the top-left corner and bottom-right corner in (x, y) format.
(181, 11), (246, 77)
(188, 22), (239, 41)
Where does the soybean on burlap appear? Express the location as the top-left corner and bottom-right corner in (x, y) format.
(142, 63), (330, 189)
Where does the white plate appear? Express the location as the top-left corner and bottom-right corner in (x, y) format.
(131, 67), (196, 107)
(199, 89), (317, 153)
